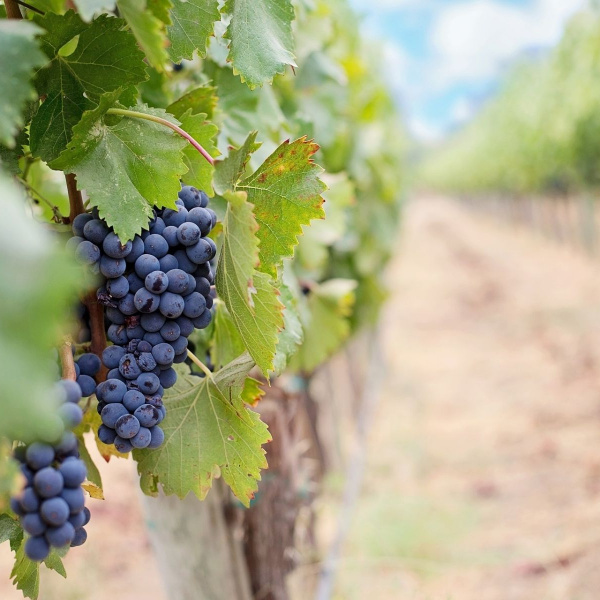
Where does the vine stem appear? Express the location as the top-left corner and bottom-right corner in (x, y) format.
(59, 339), (77, 381)
(187, 350), (214, 379)
(4, 0), (23, 18)
(64, 173), (108, 380)
(106, 108), (216, 167)
(18, 177), (66, 222)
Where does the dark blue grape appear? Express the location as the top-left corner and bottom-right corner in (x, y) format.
(106, 275), (129, 298)
(103, 232), (132, 259)
(70, 527), (87, 547)
(171, 336), (188, 356)
(46, 521), (75, 547)
(186, 207), (212, 236)
(178, 185), (202, 210)
(163, 207), (188, 227)
(76, 353), (101, 377)
(107, 323), (129, 345)
(195, 277), (211, 297)
(166, 269), (190, 294)
(41, 497), (70, 525)
(148, 426), (165, 449)
(60, 487), (85, 514)
(173, 249), (196, 273)
(146, 394), (163, 408)
(143, 331), (165, 346)
(176, 316), (194, 337)
(25, 536), (50, 561)
(22, 513), (46, 536)
(59, 403), (83, 427)
(75, 240), (100, 264)
(115, 414), (140, 439)
(205, 295), (214, 310)
(106, 306), (126, 325)
(136, 373), (160, 395)
(69, 510), (86, 529)
(20, 465), (34, 485)
(72, 213), (94, 237)
(114, 437), (133, 454)
(186, 239), (212, 264)
(54, 432), (77, 455)
(20, 487), (40, 512)
(77, 375), (96, 397)
(144, 234), (169, 258)
(58, 379), (82, 404)
(131, 427), (152, 449)
(149, 217), (166, 235)
(140, 312), (165, 333)
(158, 367), (177, 389)
(34, 467), (64, 498)
(66, 236), (84, 253)
(160, 321), (180, 342)
(181, 273), (196, 297)
(133, 404), (160, 428)
(159, 292), (184, 318)
(134, 288), (161, 313)
(125, 235), (145, 264)
(183, 292), (206, 318)
(159, 253), (178, 272)
(152, 343), (175, 365)
(177, 222), (201, 246)
(119, 354), (142, 380)
(135, 254), (161, 279)
(83, 219), (109, 245)
(123, 390), (146, 412)
(107, 367), (124, 381)
(118, 294), (137, 316)
(205, 237), (217, 260)
(126, 324), (145, 340)
(162, 226), (179, 247)
(138, 352), (157, 372)
(103, 378), (127, 403)
(145, 270), (168, 294)
(192, 309), (212, 329)
(100, 256), (126, 279)
(59, 457), (86, 488)
(82, 507), (91, 526)
(98, 425), (116, 445)
(137, 340), (152, 353)
(127, 272), (144, 293)
(26, 443), (54, 470)
(199, 191), (209, 208)
(173, 351), (187, 364)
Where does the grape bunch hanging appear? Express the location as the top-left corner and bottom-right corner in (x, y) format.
(73, 186), (217, 453)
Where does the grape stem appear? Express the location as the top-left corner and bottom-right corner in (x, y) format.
(106, 108), (216, 167)
(18, 177), (65, 223)
(187, 350), (214, 379)
(4, 0), (23, 18)
(59, 340), (77, 381)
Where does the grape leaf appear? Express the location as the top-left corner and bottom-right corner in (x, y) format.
(73, 0), (116, 20)
(238, 137), (326, 277)
(77, 438), (104, 499)
(30, 12), (147, 163)
(222, 0), (297, 88)
(211, 304), (245, 369)
(117, 0), (169, 70)
(0, 22), (46, 148)
(134, 355), (271, 506)
(0, 176), (84, 444)
(148, 0), (172, 24)
(215, 191), (284, 375)
(272, 282), (303, 375)
(168, 0), (220, 62)
(167, 85), (217, 120)
(290, 279), (356, 373)
(175, 110), (219, 195)
(241, 377), (264, 407)
(51, 97), (187, 242)
(0, 514), (21, 550)
(213, 131), (260, 195)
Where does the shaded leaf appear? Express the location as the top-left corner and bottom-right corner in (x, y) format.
(168, 0), (220, 62)
(213, 131), (260, 195)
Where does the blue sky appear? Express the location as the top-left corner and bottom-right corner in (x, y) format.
(350, 0), (587, 141)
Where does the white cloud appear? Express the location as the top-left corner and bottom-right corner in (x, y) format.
(430, 0), (587, 89)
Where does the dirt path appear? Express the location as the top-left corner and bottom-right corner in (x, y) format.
(331, 196), (600, 599)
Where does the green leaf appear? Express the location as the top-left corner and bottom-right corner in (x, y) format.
(168, 0), (220, 62)
(30, 12), (147, 163)
(211, 304), (245, 369)
(167, 86), (217, 120)
(0, 22), (46, 148)
(73, 0), (116, 20)
(134, 355), (271, 506)
(0, 176), (84, 444)
(148, 0), (173, 24)
(51, 98), (187, 241)
(272, 282), (303, 375)
(117, 0), (169, 70)
(0, 514), (22, 550)
(213, 131), (260, 195)
(238, 137), (326, 277)
(215, 191), (284, 375)
(77, 437), (103, 498)
(223, 0), (296, 88)
(241, 377), (264, 406)
(176, 110), (219, 194)
(290, 279), (356, 373)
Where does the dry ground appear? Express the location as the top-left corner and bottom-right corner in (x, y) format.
(3, 195), (600, 600)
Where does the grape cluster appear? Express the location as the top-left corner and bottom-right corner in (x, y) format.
(69, 186), (216, 452)
(10, 380), (90, 561)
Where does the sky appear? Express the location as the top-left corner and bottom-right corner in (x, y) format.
(349, 0), (588, 141)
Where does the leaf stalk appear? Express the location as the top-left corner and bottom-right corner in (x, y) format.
(106, 108), (216, 167)
(187, 350), (214, 379)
